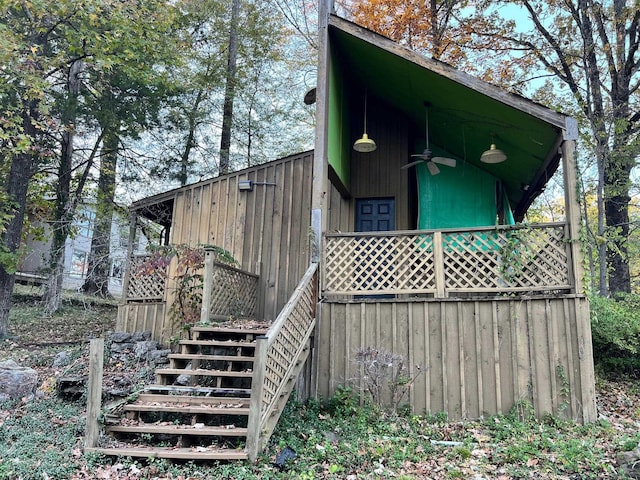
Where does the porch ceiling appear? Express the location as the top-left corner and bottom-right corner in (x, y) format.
(329, 16), (570, 219)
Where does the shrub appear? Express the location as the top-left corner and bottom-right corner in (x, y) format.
(590, 293), (640, 375)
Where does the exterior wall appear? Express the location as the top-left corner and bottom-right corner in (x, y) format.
(19, 208), (142, 296)
(118, 152), (314, 342)
(116, 302), (166, 340)
(314, 295), (596, 422)
(327, 101), (411, 232)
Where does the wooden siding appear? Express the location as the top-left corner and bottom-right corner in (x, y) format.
(314, 295), (596, 422)
(327, 101), (410, 232)
(116, 303), (166, 340)
(119, 152), (313, 341)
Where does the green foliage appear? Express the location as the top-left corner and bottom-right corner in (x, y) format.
(0, 397), (85, 479)
(590, 293), (640, 375)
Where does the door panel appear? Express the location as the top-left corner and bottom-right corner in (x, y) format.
(356, 198), (395, 232)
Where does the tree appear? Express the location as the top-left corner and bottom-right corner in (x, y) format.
(219, 0), (240, 175)
(469, 1), (639, 295)
(346, 0), (474, 64)
(81, 2), (181, 296)
(348, 0), (640, 295)
(0, 0), (70, 337)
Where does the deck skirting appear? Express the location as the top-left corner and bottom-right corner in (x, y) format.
(314, 295), (596, 422)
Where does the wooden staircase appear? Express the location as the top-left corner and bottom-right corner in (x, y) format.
(86, 326), (268, 461)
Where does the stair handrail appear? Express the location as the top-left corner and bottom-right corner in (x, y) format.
(246, 262), (319, 461)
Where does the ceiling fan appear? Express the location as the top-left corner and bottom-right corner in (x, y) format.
(401, 102), (457, 175)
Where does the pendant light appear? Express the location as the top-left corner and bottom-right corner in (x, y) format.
(480, 136), (507, 164)
(353, 92), (377, 153)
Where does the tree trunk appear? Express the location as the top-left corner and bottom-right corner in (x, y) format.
(43, 60), (83, 313)
(81, 130), (118, 297)
(219, 0), (240, 175)
(0, 103), (38, 338)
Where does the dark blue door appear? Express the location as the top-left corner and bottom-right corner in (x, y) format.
(355, 198), (395, 232)
(354, 198), (395, 298)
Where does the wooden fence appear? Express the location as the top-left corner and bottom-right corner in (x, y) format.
(324, 223), (572, 296)
(246, 262), (318, 461)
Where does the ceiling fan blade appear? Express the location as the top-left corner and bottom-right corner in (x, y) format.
(431, 156), (456, 168)
(427, 161), (440, 175)
(400, 159), (426, 170)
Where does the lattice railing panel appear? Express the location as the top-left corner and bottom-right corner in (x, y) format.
(324, 224), (572, 296)
(442, 225), (570, 291)
(247, 263), (318, 459)
(126, 255), (167, 301)
(208, 262), (258, 318)
(260, 265), (316, 411)
(325, 234), (436, 294)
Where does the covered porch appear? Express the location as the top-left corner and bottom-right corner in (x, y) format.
(310, 14), (594, 422)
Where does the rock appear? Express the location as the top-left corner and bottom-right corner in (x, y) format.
(148, 349), (171, 364)
(618, 449), (640, 479)
(110, 342), (134, 353)
(52, 351), (72, 368)
(110, 332), (132, 343)
(0, 360), (38, 400)
(131, 331), (151, 342)
(134, 340), (159, 359)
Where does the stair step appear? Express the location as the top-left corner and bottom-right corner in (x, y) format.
(106, 424), (248, 436)
(156, 368), (253, 378)
(124, 403), (249, 416)
(85, 446), (248, 461)
(168, 353), (255, 362)
(144, 385), (252, 396)
(191, 326), (268, 335)
(179, 339), (258, 348)
(135, 393), (249, 406)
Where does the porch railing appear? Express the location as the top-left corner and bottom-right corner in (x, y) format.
(324, 223), (572, 297)
(125, 255), (168, 302)
(200, 247), (259, 321)
(246, 262), (318, 461)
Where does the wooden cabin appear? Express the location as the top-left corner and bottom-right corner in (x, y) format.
(108, 5), (596, 462)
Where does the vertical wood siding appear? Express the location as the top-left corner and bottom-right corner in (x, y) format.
(119, 153), (313, 340)
(314, 296), (596, 422)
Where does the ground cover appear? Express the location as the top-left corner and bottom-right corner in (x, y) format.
(0, 289), (638, 479)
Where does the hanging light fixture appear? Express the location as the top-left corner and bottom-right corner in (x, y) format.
(480, 136), (507, 164)
(353, 92), (376, 153)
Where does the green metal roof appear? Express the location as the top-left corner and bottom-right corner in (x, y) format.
(328, 16), (571, 220)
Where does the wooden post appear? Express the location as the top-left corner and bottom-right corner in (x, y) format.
(433, 232), (446, 298)
(246, 336), (268, 462)
(120, 211), (138, 303)
(84, 338), (104, 449)
(200, 247), (214, 323)
(561, 130), (585, 294)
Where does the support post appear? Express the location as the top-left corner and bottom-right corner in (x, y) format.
(433, 232), (446, 298)
(84, 338), (104, 449)
(246, 336), (268, 462)
(200, 247), (214, 323)
(561, 137), (585, 294)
